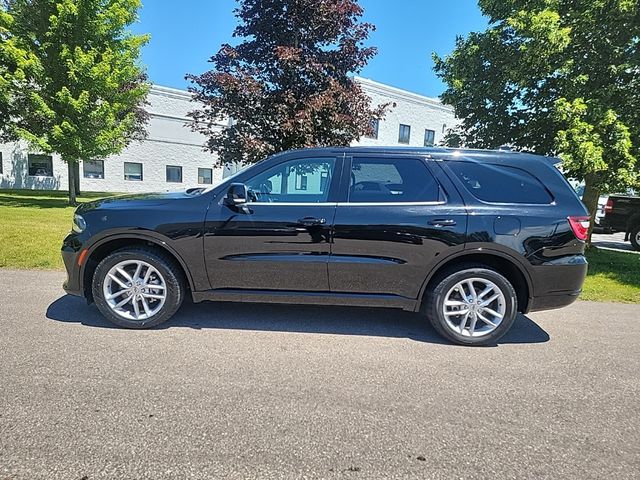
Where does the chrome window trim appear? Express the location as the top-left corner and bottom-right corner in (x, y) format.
(337, 201), (446, 207)
(246, 202), (338, 206)
(241, 201), (447, 207)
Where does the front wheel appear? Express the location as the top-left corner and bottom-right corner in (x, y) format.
(92, 248), (185, 329)
(425, 266), (518, 346)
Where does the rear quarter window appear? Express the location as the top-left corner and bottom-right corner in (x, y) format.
(448, 162), (553, 204)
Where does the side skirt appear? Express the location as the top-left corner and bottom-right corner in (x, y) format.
(191, 289), (417, 311)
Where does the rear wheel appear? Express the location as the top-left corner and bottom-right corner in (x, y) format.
(92, 248), (184, 328)
(425, 266), (518, 346)
(630, 224), (640, 251)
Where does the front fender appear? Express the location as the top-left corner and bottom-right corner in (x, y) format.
(79, 229), (207, 298)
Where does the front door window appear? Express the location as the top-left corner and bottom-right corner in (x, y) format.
(245, 157), (335, 203)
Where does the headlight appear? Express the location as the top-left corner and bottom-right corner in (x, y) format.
(72, 214), (86, 233)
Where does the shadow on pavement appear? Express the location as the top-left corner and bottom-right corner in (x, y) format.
(46, 294), (550, 346)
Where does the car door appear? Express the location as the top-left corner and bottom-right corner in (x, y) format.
(204, 155), (341, 292)
(329, 155), (467, 302)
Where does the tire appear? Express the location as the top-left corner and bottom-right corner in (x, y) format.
(630, 224), (640, 251)
(92, 247), (185, 329)
(425, 265), (518, 346)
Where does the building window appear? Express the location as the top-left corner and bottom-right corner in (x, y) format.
(295, 173), (308, 191)
(366, 119), (379, 139)
(424, 129), (436, 147)
(28, 154), (53, 177)
(124, 162), (143, 181)
(83, 160), (104, 179)
(198, 168), (213, 184)
(0, 152), (3, 174)
(442, 123), (447, 133)
(320, 171), (329, 192)
(166, 165), (182, 183)
(399, 124), (411, 144)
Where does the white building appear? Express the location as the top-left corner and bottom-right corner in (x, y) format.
(354, 77), (454, 149)
(0, 77), (456, 193)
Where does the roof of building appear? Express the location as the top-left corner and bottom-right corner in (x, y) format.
(149, 78), (455, 113)
(354, 77), (453, 113)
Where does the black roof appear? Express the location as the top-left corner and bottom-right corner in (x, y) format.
(274, 146), (560, 165)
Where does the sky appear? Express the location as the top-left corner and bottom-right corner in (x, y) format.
(131, 0), (488, 98)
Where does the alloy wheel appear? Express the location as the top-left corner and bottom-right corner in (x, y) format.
(442, 278), (506, 337)
(102, 260), (167, 321)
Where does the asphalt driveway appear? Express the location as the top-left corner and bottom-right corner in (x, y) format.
(0, 269), (639, 479)
(591, 231), (638, 253)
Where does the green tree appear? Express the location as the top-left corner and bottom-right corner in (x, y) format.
(2, 0), (150, 205)
(434, 0), (639, 241)
(0, 4), (38, 141)
(187, 0), (388, 165)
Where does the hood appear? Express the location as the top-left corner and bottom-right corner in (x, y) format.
(76, 190), (202, 213)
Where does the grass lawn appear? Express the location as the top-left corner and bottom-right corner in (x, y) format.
(580, 248), (640, 303)
(0, 189), (115, 270)
(1, 189), (639, 303)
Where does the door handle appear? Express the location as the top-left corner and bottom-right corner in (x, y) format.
(428, 219), (457, 227)
(297, 217), (326, 226)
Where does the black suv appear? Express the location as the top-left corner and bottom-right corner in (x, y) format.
(62, 147), (589, 345)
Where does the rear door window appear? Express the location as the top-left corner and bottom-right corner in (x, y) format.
(349, 157), (441, 203)
(448, 162), (553, 204)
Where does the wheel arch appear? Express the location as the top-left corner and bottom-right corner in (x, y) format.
(81, 234), (195, 302)
(417, 249), (533, 314)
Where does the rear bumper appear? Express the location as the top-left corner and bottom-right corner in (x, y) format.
(528, 290), (581, 312)
(526, 255), (588, 313)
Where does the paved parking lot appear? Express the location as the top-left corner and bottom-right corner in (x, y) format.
(592, 231), (637, 253)
(1, 269), (639, 479)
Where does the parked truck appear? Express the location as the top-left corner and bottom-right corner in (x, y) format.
(600, 195), (640, 250)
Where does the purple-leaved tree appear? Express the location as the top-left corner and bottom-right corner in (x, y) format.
(187, 0), (388, 164)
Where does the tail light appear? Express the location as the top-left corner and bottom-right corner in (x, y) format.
(568, 216), (590, 241)
(604, 198), (614, 214)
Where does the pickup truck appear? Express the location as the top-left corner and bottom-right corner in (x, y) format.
(600, 195), (640, 250)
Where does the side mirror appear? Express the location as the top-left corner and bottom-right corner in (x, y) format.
(223, 183), (249, 207)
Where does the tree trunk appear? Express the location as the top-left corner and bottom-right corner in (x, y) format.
(67, 160), (78, 206)
(74, 161), (81, 196)
(582, 173), (601, 247)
